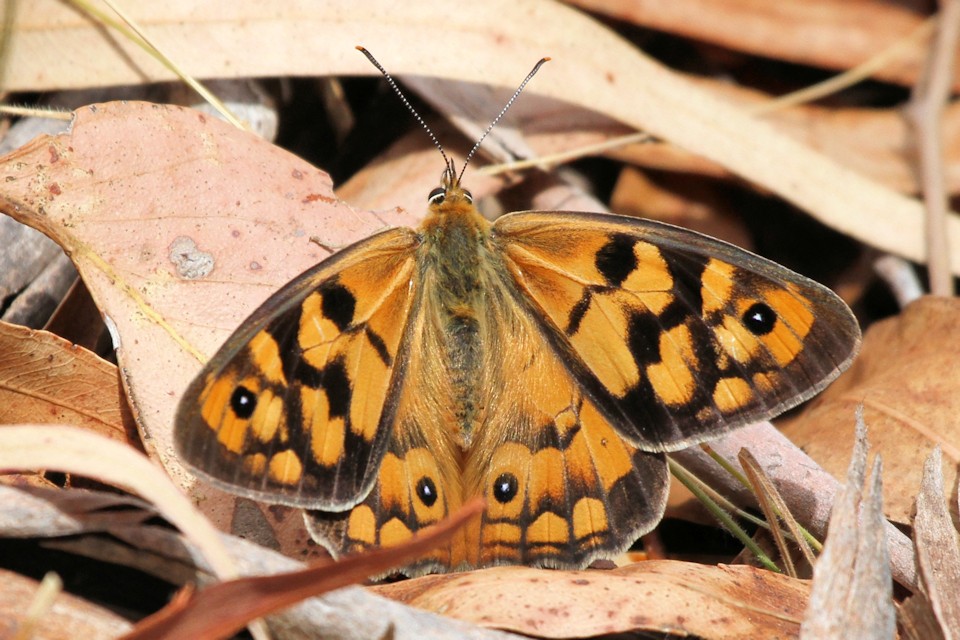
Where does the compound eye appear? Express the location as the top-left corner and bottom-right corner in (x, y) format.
(428, 187), (445, 204)
(462, 189), (473, 204)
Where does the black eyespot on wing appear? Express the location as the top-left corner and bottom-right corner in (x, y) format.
(428, 187), (445, 204)
(230, 386), (257, 419)
(493, 472), (519, 504)
(416, 476), (438, 507)
(742, 302), (777, 335)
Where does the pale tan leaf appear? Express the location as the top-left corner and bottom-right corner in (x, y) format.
(407, 70), (960, 196)
(0, 426), (237, 583)
(374, 561), (808, 638)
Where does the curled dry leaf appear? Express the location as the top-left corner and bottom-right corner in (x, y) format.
(671, 421), (917, 590)
(408, 72), (960, 196)
(0, 321), (137, 445)
(681, 76), (960, 197)
(0, 485), (510, 640)
(374, 560), (810, 639)
(781, 297), (960, 525)
(0, 426), (237, 585)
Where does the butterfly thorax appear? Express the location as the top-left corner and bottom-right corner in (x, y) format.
(416, 185), (499, 444)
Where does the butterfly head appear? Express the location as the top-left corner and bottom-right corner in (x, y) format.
(428, 159), (474, 208)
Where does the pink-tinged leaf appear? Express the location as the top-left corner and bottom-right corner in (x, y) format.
(0, 102), (418, 548)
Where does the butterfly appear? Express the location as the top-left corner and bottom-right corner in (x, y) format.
(174, 49), (861, 575)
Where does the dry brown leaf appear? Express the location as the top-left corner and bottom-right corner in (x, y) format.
(569, 0), (943, 90)
(501, 90), (960, 197)
(8, 0), (957, 274)
(9, 0), (944, 90)
(399, 54), (960, 200)
(407, 52), (960, 197)
(0, 321), (137, 444)
(781, 297), (960, 525)
(901, 593), (948, 640)
(336, 122), (508, 214)
(373, 560), (809, 638)
(0, 485), (517, 640)
(0, 568), (132, 640)
(678, 76), (960, 196)
(609, 166), (753, 248)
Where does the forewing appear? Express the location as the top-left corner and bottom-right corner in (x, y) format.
(494, 211), (861, 451)
(174, 227), (419, 509)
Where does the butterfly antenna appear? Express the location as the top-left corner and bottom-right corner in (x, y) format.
(458, 57), (550, 185)
(356, 46), (454, 181)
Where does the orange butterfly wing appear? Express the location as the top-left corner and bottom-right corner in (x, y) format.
(494, 211), (861, 451)
(174, 228), (420, 509)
